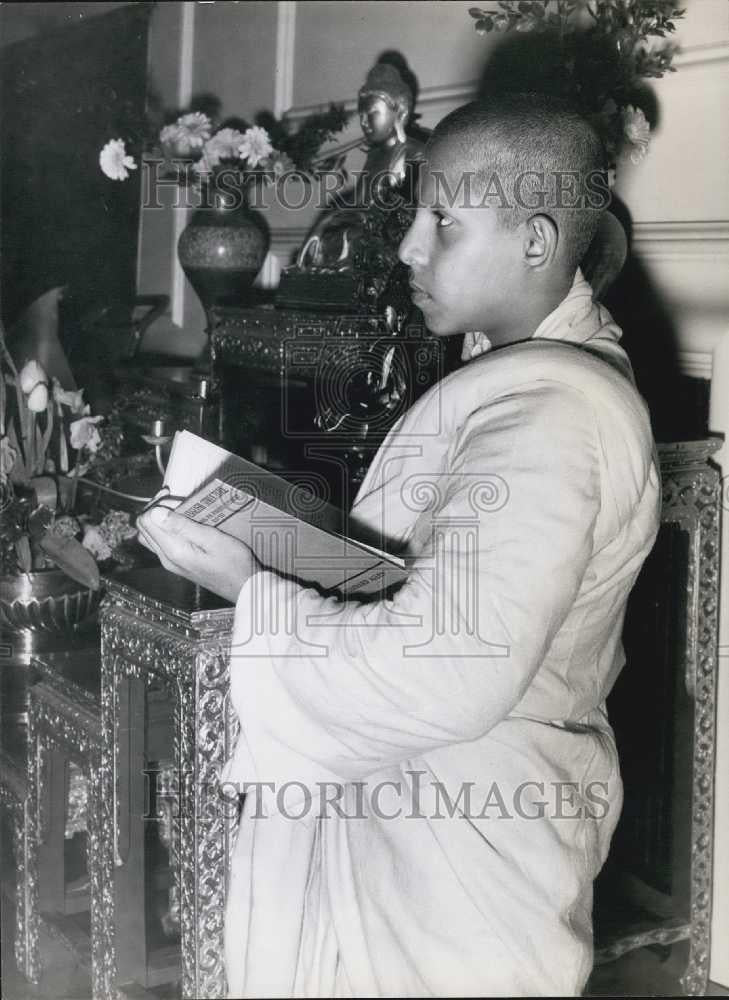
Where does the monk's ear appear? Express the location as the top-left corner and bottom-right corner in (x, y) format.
(523, 214), (559, 269)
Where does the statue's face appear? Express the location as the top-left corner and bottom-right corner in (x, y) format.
(358, 95), (399, 145)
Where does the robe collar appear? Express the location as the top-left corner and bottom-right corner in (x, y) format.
(462, 268), (622, 362)
(530, 268), (622, 348)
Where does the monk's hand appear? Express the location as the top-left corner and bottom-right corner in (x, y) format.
(136, 507), (259, 602)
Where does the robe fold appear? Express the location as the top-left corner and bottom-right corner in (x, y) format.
(223, 271), (661, 997)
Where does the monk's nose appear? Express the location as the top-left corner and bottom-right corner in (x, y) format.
(398, 214), (427, 268)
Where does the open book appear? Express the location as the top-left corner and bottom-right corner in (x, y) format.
(163, 431), (408, 597)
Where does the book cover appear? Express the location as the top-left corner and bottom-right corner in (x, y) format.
(165, 432), (408, 597)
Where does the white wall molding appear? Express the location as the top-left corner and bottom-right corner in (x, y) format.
(677, 349), (713, 380)
(628, 222), (729, 368)
(269, 219), (729, 255)
(286, 79), (478, 125)
(631, 220), (729, 260)
(674, 40), (729, 68)
(270, 225), (309, 247)
(170, 1), (196, 327)
(284, 37), (729, 125)
(274, 1), (297, 117)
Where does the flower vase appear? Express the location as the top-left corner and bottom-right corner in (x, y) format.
(177, 184), (270, 321)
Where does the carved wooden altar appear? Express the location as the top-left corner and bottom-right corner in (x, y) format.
(210, 304), (446, 509)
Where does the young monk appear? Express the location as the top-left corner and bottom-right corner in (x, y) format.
(138, 94), (661, 997)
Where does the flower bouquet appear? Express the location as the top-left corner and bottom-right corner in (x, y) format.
(468, 0), (685, 165)
(0, 320), (135, 590)
(99, 103), (349, 318)
(99, 103), (349, 193)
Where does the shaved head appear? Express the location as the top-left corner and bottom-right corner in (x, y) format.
(428, 95), (608, 272)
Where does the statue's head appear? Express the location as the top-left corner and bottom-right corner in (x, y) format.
(358, 62), (413, 146)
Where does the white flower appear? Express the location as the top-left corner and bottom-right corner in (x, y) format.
(238, 126), (274, 168)
(622, 105), (650, 165)
(201, 128), (248, 169)
(52, 379), (86, 414)
(19, 359), (48, 394)
(160, 112), (212, 156)
(70, 414), (104, 453)
(27, 383), (49, 412)
(99, 138), (138, 181)
(81, 524), (113, 561)
(19, 360), (50, 412)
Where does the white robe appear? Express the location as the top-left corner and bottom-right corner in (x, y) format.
(223, 272), (661, 997)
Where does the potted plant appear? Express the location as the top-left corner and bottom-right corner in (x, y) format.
(468, 0), (685, 167)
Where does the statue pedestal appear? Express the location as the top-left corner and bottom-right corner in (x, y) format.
(210, 304), (444, 508)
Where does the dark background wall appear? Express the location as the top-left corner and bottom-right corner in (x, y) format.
(0, 3), (151, 327)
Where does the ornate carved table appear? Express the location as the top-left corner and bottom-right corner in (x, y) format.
(0, 745), (36, 982)
(1, 646), (102, 990)
(593, 438), (722, 995)
(99, 568), (236, 999)
(27, 660), (103, 994)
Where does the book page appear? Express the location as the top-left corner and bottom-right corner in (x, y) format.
(164, 430), (344, 534)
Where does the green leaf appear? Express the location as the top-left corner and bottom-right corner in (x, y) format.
(15, 536), (32, 573)
(38, 532), (100, 590)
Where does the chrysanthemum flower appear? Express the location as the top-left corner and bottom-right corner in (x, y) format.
(238, 126), (274, 168)
(160, 112), (212, 156)
(99, 138), (138, 181)
(201, 128), (249, 169)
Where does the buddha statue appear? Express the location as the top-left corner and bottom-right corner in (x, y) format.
(354, 61), (423, 204)
(278, 60), (426, 314)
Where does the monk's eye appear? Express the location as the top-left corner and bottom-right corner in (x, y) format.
(434, 211), (453, 229)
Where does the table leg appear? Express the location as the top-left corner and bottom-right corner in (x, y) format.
(113, 675), (148, 987)
(37, 749), (67, 915)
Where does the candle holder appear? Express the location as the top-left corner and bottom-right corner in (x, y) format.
(141, 419), (173, 477)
